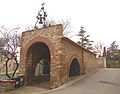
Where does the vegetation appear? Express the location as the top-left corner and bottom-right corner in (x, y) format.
(106, 41), (120, 68)
(0, 26), (21, 78)
(76, 26), (94, 51)
(0, 3), (119, 79)
(45, 19), (72, 38)
(93, 41), (105, 57)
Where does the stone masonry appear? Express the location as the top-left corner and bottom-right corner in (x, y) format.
(20, 24), (101, 89)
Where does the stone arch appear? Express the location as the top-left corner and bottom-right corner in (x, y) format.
(23, 36), (54, 88)
(26, 42), (50, 84)
(69, 57), (80, 77)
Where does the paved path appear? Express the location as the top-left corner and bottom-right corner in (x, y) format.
(49, 68), (120, 94)
(1, 68), (120, 94)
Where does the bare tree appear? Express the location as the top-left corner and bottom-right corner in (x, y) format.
(34, 3), (72, 38)
(45, 19), (56, 27)
(28, 19), (72, 38)
(0, 26), (20, 78)
(25, 25), (34, 31)
(61, 19), (72, 38)
(46, 19), (72, 38)
(93, 41), (104, 57)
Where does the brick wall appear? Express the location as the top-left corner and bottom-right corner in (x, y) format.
(84, 50), (97, 73)
(60, 37), (97, 83)
(60, 37), (82, 84)
(20, 24), (103, 89)
(20, 24), (64, 88)
(0, 80), (15, 92)
(96, 57), (106, 68)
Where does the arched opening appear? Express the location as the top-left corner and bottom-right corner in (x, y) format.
(26, 42), (50, 88)
(69, 58), (80, 77)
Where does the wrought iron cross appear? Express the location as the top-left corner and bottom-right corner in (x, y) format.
(34, 3), (47, 29)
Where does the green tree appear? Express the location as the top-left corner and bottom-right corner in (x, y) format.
(77, 26), (93, 50)
(107, 41), (119, 61)
(118, 50), (120, 62)
(106, 41), (119, 68)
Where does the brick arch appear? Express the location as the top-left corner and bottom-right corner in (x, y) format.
(22, 36), (55, 86)
(24, 36), (54, 58)
(68, 54), (81, 78)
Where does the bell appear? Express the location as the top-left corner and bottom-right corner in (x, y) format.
(44, 12), (47, 17)
(36, 16), (40, 19)
(39, 19), (43, 24)
(43, 17), (46, 20)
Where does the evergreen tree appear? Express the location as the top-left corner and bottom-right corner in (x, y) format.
(77, 26), (93, 50)
(107, 41), (119, 61)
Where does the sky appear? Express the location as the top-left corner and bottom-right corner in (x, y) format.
(0, 0), (120, 47)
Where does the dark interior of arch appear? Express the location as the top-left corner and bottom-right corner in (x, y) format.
(27, 42), (50, 86)
(69, 58), (80, 77)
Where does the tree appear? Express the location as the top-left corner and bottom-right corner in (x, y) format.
(47, 19), (72, 38)
(28, 19), (72, 38)
(107, 41), (119, 61)
(118, 50), (120, 62)
(0, 37), (6, 62)
(60, 19), (72, 38)
(34, 3), (72, 38)
(93, 41), (104, 57)
(77, 26), (93, 50)
(106, 41), (119, 68)
(0, 26), (21, 78)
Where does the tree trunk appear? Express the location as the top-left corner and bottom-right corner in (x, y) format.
(12, 57), (19, 78)
(5, 59), (11, 78)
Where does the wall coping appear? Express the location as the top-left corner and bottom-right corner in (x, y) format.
(22, 24), (63, 33)
(62, 37), (96, 56)
(0, 79), (15, 83)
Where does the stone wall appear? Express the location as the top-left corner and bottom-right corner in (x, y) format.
(84, 50), (97, 73)
(60, 37), (82, 84)
(0, 80), (15, 92)
(0, 59), (18, 74)
(97, 57), (106, 68)
(60, 37), (97, 83)
(20, 24), (64, 88)
(20, 24), (102, 89)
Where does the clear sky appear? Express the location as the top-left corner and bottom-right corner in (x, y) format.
(0, 0), (120, 47)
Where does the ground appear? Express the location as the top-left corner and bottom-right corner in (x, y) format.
(1, 68), (120, 94)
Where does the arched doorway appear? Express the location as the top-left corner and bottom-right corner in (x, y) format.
(26, 42), (50, 88)
(69, 58), (80, 77)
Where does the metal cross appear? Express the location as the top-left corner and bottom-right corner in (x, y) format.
(34, 2), (47, 29)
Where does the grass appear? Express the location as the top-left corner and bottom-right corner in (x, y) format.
(0, 72), (23, 78)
